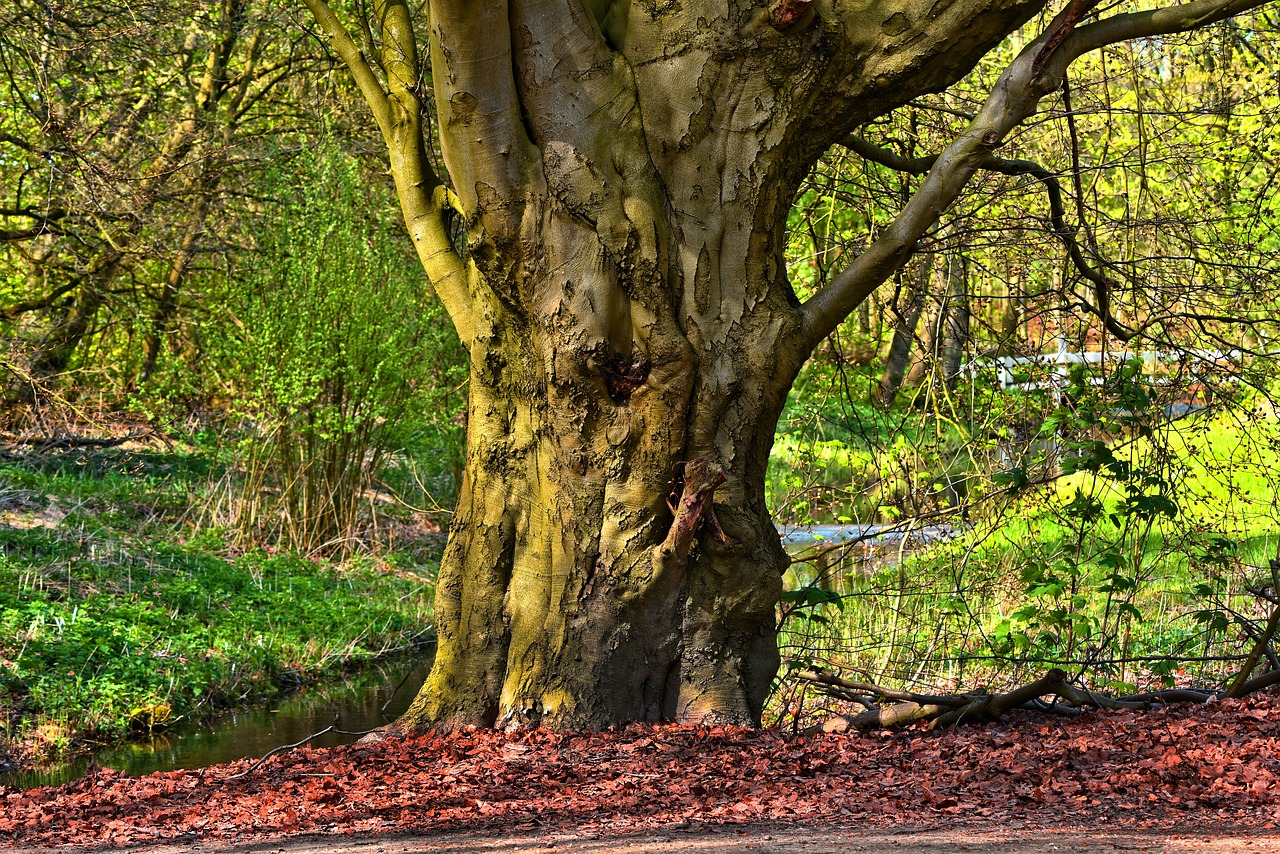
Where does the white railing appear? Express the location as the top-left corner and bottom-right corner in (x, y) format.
(968, 338), (1247, 393)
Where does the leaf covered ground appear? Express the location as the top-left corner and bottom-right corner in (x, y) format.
(4, 694), (1280, 850)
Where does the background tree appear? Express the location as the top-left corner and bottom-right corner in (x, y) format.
(0, 0), (331, 411)
(299, 0), (1276, 732)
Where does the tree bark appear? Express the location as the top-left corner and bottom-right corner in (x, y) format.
(876, 256), (932, 407)
(939, 252), (971, 389)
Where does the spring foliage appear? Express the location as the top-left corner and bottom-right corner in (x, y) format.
(215, 141), (463, 554)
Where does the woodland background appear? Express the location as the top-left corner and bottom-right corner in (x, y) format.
(0, 0), (1278, 766)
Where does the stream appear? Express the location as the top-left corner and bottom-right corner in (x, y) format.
(2, 526), (955, 790)
(1, 656), (431, 790)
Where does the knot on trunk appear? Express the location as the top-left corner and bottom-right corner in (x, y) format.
(601, 354), (650, 403)
(663, 459), (730, 562)
(770, 0), (816, 32)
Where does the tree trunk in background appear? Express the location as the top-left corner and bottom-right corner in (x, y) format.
(876, 257), (932, 408)
(998, 299), (1021, 357)
(140, 161), (218, 386)
(940, 253), (971, 389)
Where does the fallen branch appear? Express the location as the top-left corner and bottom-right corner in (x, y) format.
(802, 665), (1243, 734)
(798, 671), (971, 708)
(226, 721), (383, 779)
(0, 430), (155, 451)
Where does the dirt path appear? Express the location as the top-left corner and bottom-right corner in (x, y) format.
(13, 824), (1280, 854)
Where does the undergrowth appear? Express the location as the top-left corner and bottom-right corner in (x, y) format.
(770, 361), (1280, 723)
(0, 443), (438, 762)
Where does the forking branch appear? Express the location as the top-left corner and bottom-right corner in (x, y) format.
(794, 0), (1274, 367)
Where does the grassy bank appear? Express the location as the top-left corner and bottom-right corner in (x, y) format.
(776, 407), (1280, 703)
(0, 442), (438, 763)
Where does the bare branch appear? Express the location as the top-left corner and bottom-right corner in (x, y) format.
(299, 0), (393, 135)
(795, 0), (1274, 364)
(839, 134), (1145, 341)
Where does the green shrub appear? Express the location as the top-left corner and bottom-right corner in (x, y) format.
(209, 139), (465, 554)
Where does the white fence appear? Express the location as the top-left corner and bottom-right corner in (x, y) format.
(970, 338), (1248, 393)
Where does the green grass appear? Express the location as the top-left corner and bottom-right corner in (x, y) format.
(776, 400), (1280, 699)
(0, 444), (437, 759)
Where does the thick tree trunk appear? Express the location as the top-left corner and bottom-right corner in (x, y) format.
(305, 0), (1262, 730)
(360, 0), (1047, 729)
(399, 191), (798, 728)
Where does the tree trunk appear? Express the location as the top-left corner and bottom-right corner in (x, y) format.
(304, 0), (1257, 730)
(324, 0), (1048, 729)
(875, 256), (932, 407)
(398, 170), (799, 728)
(140, 165), (216, 386)
(939, 252), (971, 389)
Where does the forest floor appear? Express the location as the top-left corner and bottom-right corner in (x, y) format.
(4, 692), (1280, 852)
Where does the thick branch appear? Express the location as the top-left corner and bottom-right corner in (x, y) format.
(429, 0), (537, 223)
(1062, 0), (1276, 59)
(796, 0), (1275, 365)
(511, 0), (625, 145)
(299, 0), (393, 134)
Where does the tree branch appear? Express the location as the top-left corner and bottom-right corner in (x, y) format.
(1063, 0), (1276, 60)
(795, 0), (1272, 364)
(300, 0), (475, 347)
(807, 668), (1228, 733)
(0, 282), (78, 320)
(428, 0), (537, 226)
(299, 0), (393, 135)
(661, 459), (728, 563)
(1224, 543), (1280, 699)
(839, 134), (1145, 342)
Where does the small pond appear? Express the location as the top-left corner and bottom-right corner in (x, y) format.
(2, 655), (431, 790)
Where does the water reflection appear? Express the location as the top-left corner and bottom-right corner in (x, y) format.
(2, 654), (432, 790)
(780, 523), (957, 593)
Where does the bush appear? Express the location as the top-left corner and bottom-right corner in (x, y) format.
(209, 139), (465, 554)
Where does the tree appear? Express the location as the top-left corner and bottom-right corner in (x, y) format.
(300, 0), (1277, 730)
(0, 0), (331, 408)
